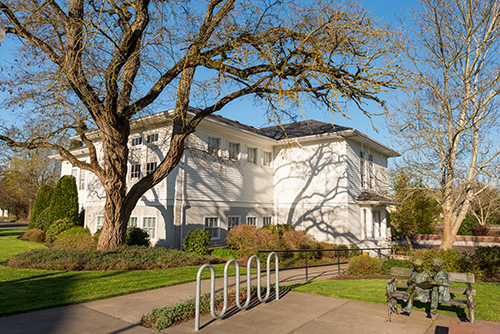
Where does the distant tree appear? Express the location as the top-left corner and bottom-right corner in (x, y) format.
(469, 182), (500, 227)
(47, 175), (79, 228)
(391, 0), (500, 248)
(390, 169), (440, 250)
(29, 184), (54, 229)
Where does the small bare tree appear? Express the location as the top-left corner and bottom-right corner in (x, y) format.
(0, 0), (401, 249)
(391, 0), (500, 248)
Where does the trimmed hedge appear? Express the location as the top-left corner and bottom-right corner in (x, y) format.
(45, 218), (76, 243)
(183, 229), (211, 255)
(126, 227), (150, 247)
(55, 227), (95, 250)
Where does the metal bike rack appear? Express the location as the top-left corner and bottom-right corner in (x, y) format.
(195, 252), (279, 331)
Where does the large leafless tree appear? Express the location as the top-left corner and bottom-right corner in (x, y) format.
(0, 0), (400, 249)
(391, 0), (500, 248)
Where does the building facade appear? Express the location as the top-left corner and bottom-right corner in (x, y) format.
(59, 110), (399, 249)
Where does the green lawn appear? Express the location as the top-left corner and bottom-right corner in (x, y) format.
(288, 279), (500, 322)
(0, 229), (240, 316)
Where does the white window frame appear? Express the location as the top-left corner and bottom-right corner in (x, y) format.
(96, 215), (104, 230)
(79, 169), (86, 190)
(128, 216), (138, 228)
(146, 133), (158, 144)
(227, 216), (240, 231)
(146, 161), (157, 175)
(207, 136), (221, 156)
(130, 163), (141, 179)
(204, 216), (220, 240)
(263, 216), (272, 226)
(142, 216), (157, 240)
(229, 142), (240, 160)
(131, 136), (142, 146)
(247, 147), (257, 164)
(246, 216), (257, 226)
(263, 151), (272, 167)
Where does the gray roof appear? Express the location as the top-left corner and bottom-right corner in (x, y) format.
(258, 120), (352, 140)
(356, 191), (398, 206)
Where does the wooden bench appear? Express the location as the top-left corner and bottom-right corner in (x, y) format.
(386, 267), (476, 323)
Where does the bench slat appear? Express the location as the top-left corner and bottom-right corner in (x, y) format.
(388, 292), (468, 307)
(392, 280), (476, 296)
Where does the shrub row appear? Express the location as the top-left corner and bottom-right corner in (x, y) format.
(6, 247), (224, 271)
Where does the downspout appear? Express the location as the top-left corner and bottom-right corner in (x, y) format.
(179, 153), (187, 249)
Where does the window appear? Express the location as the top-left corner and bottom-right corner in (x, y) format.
(146, 162), (157, 175)
(247, 216), (257, 226)
(368, 155), (374, 190)
(142, 217), (156, 239)
(96, 215), (104, 229)
(130, 163), (141, 178)
(227, 216), (240, 231)
(146, 133), (158, 143)
(360, 151), (366, 188)
(204, 217), (220, 239)
(71, 168), (77, 178)
(229, 142), (240, 160)
(131, 136), (142, 146)
(247, 147), (257, 164)
(128, 216), (138, 228)
(263, 151), (272, 167)
(263, 216), (272, 226)
(207, 137), (220, 156)
(79, 170), (86, 190)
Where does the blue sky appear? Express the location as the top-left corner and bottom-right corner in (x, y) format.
(0, 1), (417, 149)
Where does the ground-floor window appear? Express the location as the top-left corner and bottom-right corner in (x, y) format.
(96, 215), (104, 230)
(263, 216), (272, 226)
(128, 216), (138, 228)
(227, 216), (240, 231)
(205, 216), (220, 239)
(246, 216), (257, 226)
(142, 216), (157, 240)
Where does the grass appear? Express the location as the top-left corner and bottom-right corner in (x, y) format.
(0, 229), (244, 316)
(287, 279), (500, 322)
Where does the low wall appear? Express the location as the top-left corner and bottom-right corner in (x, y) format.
(409, 234), (500, 247)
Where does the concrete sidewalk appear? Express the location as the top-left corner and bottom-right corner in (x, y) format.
(1, 266), (499, 334)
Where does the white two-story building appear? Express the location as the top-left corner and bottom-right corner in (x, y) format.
(60, 109), (399, 249)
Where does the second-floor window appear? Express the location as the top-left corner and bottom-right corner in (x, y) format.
(229, 142), (240, 160)
(146, 133), (158, 143)
(131, 136), (142, 146)
(263, 151), (272, 166)
(130, 163), (141, 179)
(208, 137), (220, 156)
(247, 147), (257, 164)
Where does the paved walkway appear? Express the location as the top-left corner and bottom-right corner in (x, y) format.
(1, 265), (500, 334)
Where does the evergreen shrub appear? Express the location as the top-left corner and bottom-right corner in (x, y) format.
(55, 227), (95, 249)
(22, 228), (46, 243)
(45, 218), (77, 243)
(346, 254), (382, 276)
(183, 229), (211, 255)
(33, 207), (50, 231)
(211, 248), (240, 259)
(227, 224), (280, 258)
(47, 175), (79, 228)
(29, 184), (54, 229)
(458, 214), (477, 236)
(381, 258), (413, 275)
(126, 227), (150, 247)
(473, 224), (490, 236)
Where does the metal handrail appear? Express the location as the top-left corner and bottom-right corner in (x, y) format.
(258, 247), (391, 281)
(195, 252), (279, 331)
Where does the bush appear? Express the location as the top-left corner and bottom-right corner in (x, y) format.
(473, 224), (490, 236)
(45, 218), (77, 243)
(227, 224), (280, 258)
(55, 227), (95, 249)
(22, 228), (46, 243)
(349, 244), (362, 258)
(32, 207), (50, 231)
(183, 229), (211, 255)
(458, 214), (477, 236)
(381, 259), (413, 275)
(211, 248), (240, 259)
(261, 224), (294, 237)
(472, 246), (500, 277)
(29, 184), (54, 229)
(282, 230), (317, 259)
(6, 247), (224, 271)
(126, 227), (151, 247)
(346, 254), (381, 276)
(47, 175), (79, 228)
(412, 248), (477, 275)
